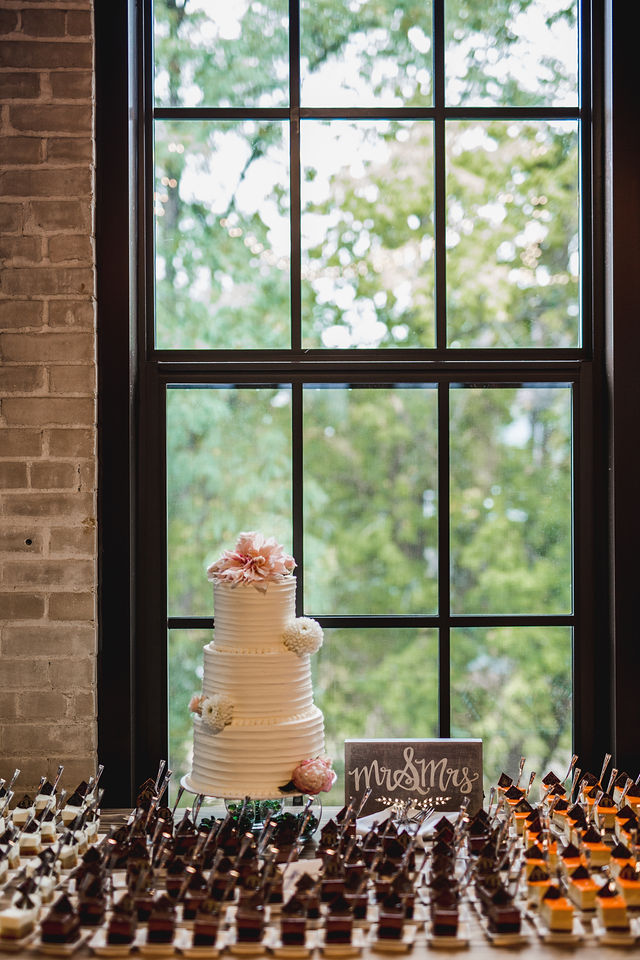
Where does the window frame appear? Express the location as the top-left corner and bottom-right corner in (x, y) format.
(95, 0), (636, 808)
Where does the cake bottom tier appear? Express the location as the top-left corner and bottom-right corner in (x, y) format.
(187, 707), (325, 799)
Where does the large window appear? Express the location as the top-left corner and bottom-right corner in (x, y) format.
(97, 0), (632, 805)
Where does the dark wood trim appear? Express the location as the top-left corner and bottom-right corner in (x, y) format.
(95, 0), (137, 807)
(605, 0), (640, 774)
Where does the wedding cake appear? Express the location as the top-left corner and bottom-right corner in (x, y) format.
(184, 533), (335, 799)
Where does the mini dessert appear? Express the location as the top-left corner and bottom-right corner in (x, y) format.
(580, 824), (610, 867)
(377, 892), (405, 942)
(0, 894), (39, 941)
(609, 842), (634, 877)
(625, 781), (640, 813)
(566, 864), (598, 910)
(77, 874), (106, 926)
(486, 888), (521, 935)
(559, 841), (583, 875)
(324, 894), (353, 945)
(595, 793), (617, 830)
(193, 897), (222, 948)
(280, 897), (307, 947)
(105, 895), (137, 946)
(523, 844), (546, 879)
(58, 831), (79, 869)
(182, 868), (209, 920)
(295, 873), (321, 921)
(40, 808), (58, 844)
(61, 787), (87, 827)
(40, 894), (81, 945)
(235, 894), (266, 944)
(539, 885), (573, 933)
(12, 793), (36, 826)
(595, 882), (629, 931)
(430, 890), (459, 937)
(616, 863), (640, 907)
(551, 797), (570, 831)
(147, 894), (176, 945)
(526, 865), (552, 905)
(512, 798), (533, 836)
(18, 817), (42, 855)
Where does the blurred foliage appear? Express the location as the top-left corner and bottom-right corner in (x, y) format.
(157, 0), (577, 799)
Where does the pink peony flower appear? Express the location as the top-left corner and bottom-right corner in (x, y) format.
(292, 757), (337, 795)
(207, 532), (296, 588)
(188, 694), (203, 715)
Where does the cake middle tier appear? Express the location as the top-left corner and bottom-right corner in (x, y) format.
(202, 644), (314, 718)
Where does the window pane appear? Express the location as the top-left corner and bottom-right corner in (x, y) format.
(451, 627), (572, 790)
(315, 628), (439, 803)
(450, 385), (572, 615)
(168, 629), (212, 801)
(301, 0), (433, 107)
(167, 386), (292, 617)
(154, 0), (288, 109)
(302, 121), (435, 348)
(445, 0), (578, 107)
(304, 385), (438, 614)
(155, 121), (290, 350)
(446, 121), (580, 348)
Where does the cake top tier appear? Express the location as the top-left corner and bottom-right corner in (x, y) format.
(206, 531), (295, 588)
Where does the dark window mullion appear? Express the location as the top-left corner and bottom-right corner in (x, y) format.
(292, 380), (304, 614)
(290, 0), (301, 352)
(433, 0), (446, 351)
(438, 381), (451, 737)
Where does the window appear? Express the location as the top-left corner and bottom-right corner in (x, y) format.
(97, 0), (636, 807)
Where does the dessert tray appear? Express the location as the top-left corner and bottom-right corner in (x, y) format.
(2, 755), (640, 957)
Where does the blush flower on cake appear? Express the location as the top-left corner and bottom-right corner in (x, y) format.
(206, 531), (295, 590)
(279, 757), (336, 795)
(282, 617), (324, 656)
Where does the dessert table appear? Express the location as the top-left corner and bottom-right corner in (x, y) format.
(2, 809), (636, 960)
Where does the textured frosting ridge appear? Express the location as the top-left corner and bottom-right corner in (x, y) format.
(188, 576), (325, 798)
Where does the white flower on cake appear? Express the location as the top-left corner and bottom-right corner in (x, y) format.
(200, 695), (234, 733)
(282, 617), (324, 656)
(206, 531), (295, 591)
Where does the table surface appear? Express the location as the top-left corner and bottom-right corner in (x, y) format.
(3, 809), (638, 959)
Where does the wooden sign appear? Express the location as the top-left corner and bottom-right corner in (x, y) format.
(344, 738), (483, 818)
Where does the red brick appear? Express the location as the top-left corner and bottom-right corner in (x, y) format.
(0, 72), (40, 100)
(0, 659), (48, 689)
(0, 593), (45, 619)
(1, 331), (94, 362)
(0, 428), (42, 457)
(1, 491), (94, 518)
(2, 559), (94, 589)
(3, 623), (96, 658)
(47, 427), (94, 457)
(10, 104), (91, 135)
(48, 591), (94, 621)
(0, 203), (22, 232)
(46, 138), (92, 164)
(48, 364), (95, 395)
(0, 42), (91, 70)
(0, 693), (18, 719)
(0, 236), (41, 263)
(0, 462), (28, 487)
(28, 200), (90, 232)
(17, 691), (68, 719)
(0, 10), (18, 33)
(21, 10), (66, 37)
(0, 365), (45, 393)
(0, 136), (42, 164)
(30, 461), (78, 488)
(0, 267), (94, 296)
(0, 530), (43, 554)
(48, 658), (94, 690)
(48, 300), (94, 328)
(49, 524), (95, 557)
(3, 722), (95, 755)
(48, 235), (93, 263)
(66, 11), (92, 36)
(50, 72), (92, 100)
(1, 167), (91, 198)
(0, 300), (44, 330)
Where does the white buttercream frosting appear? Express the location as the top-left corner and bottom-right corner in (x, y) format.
(188, 577), (325, 798)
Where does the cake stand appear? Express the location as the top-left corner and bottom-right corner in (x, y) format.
(179, 774), (321, 841)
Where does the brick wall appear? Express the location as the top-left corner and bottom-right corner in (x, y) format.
(0, 1), (97, 791)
